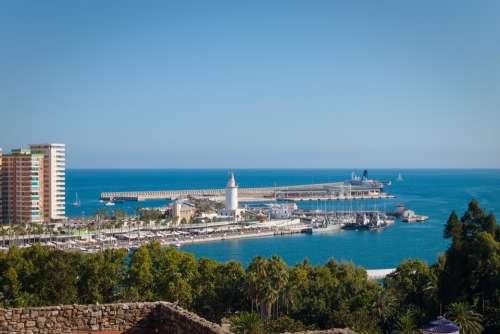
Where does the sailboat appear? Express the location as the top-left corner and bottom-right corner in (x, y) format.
(397, 173), (404, 182)
(72, 193), (81, 207)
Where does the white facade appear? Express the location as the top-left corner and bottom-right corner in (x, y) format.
(268, 203), (298, 219)
(225, 173), (238, 212)
(28, 154), (44, 224)
(29, 144), (66, 221)
(171, 199), (196, 224)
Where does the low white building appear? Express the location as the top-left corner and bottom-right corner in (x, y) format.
(268, 203), (298, 219)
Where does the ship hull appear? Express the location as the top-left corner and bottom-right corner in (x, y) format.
(311, 224), (343, 233)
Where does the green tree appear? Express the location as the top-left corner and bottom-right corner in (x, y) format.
(228, 312), (267, 334)
(147, 244), (197, 308)
(245, 256), (289, 319)
(192, 257), (218, 319)
(444, 211), (462, 240)
(385, 259), (438, 322)
(446, 302), (483, 334)
(215, 261), (246, 316)
(269, 316), (307, 333)
(372, 289), (397, 330)
(78, 249), (127, 304)
(138, 208), (164, 223)
(193, 259), (245, 322)
(45, 252), (79, 305)
(245, 257), (268, 316)
(124, 245), (154, 301)
(440, 199), (500, 316)
(282, 260), (309, 316)
(1, 267), (27, 307)
(393, 309), (419, 334)
(266, 256), (289, 319)
(15, 245), (80, 306)
(78, 253), (103, 303)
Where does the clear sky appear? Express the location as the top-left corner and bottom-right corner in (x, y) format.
(1, 1), (499, 168)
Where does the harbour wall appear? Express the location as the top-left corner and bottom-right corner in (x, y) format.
(99, 181), (384, 201)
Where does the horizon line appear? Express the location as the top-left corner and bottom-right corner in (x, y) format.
(65, 167), (500, 170)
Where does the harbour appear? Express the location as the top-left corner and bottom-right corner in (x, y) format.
(2, 168), (496, 269)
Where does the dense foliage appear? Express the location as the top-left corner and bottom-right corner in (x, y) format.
(0, 200), (498, 334)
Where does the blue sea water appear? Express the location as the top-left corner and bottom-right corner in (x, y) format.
(66, 169), (500, 269)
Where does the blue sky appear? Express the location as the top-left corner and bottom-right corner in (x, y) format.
(1, 1), (499, 168)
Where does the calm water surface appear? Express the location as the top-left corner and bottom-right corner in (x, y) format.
(66, 169), (500, 269)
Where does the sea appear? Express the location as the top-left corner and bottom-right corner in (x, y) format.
(66, 169), (500, 269)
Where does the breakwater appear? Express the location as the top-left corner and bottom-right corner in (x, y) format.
(100, 181), (387, 201)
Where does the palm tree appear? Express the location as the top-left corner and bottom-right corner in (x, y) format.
(246, 257), (268, 316)
(268, 256), (289, 319)
(229, 312), (266, 334)
(446, 302), (483, 334)
(373, 289), (397, 324)
(393, 309), (419, 334)
(245, 271), (260, 313)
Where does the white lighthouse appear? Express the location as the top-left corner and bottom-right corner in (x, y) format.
(225, 172), (238, 212)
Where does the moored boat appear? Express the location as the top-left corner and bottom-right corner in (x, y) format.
(400, 209), (428, 222)
(311, 223), (342, 233)
(342, 212), (393, 230)
(72, 193), (81, 207)
(307, 217), (343, 233)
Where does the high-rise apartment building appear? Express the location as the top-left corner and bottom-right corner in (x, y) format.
(29, 144), (66, 221)
(1, 149), (45, 224)
(0, 144), (65, 224)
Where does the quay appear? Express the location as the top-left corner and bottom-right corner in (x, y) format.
(0, 219), (307, 249)
(100, 181), (391, 202)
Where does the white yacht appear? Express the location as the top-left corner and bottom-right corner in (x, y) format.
(72, 193), (81, 207)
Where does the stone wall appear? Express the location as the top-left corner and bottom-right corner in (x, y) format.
(0, 301), (231, 334)
(0, 301), (357, 334)
(285, 330), (357, 334)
